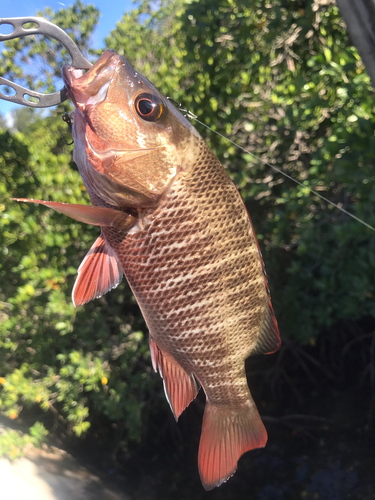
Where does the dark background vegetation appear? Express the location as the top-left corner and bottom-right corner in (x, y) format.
(0, 0), (374, 498)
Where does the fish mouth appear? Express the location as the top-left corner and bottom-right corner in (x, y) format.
(86, 135), (161, 161)
(63, 50), (120, 108)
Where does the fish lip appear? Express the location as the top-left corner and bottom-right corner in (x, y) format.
(63, 50), (120, 107)
(62, 66), (83, 91)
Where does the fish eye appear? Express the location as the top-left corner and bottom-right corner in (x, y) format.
(135, 93), (163, 122)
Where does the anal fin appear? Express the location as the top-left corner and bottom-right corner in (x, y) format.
(72, 233), (123, 307)
(149, 337), (199, 420)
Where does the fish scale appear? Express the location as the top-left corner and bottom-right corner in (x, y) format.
(103, 138), (268, 398)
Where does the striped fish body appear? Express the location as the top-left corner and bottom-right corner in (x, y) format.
(101, 136), (280, 489)
(19, 50), (280, 490)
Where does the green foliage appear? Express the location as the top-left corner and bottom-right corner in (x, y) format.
(0, 115), (155, 441)
(0, 0), (374, 455)
(0, 429), (33, 460)
(8, 107), (43, 133)
(0, 423), (48, 460)
(0, 1), (157, 447)
(29, 421), (49, 446)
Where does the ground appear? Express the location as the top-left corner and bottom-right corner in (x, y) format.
(0, 436), (130, 500)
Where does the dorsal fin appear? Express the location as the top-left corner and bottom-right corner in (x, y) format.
(149, 337), (200, 420)
(233, 188), (281, 355)
(252, 302), (281, 355)
(72, 233), (123, 307)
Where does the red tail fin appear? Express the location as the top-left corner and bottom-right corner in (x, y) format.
(198, 399), (267, 490)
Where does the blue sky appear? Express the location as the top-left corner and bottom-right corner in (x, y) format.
(0, 0), (134, 116)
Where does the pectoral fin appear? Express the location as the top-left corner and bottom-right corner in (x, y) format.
(13, 198), (136, 230)
(149, 337), (199, 420)
(72, 233), (123, 307)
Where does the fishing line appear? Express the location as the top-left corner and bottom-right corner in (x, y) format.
(168, 99), (375, 233)
(193, 116), (375, 232)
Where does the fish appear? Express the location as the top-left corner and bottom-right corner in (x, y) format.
(16, 49), (281, 490)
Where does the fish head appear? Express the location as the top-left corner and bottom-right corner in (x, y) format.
(63, 50), (200, 209)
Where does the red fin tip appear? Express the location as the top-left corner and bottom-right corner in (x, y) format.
(72, 233), (122, 307)
(149, 337), (199, 420)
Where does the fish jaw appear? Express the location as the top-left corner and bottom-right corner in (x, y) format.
(63, 50), (201, 210)
(63, 50), (116, 110)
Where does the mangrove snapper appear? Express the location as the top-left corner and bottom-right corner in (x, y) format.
(16, 49), (281, 489)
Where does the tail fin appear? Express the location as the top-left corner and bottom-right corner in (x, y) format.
(198, 399), (267, 490)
